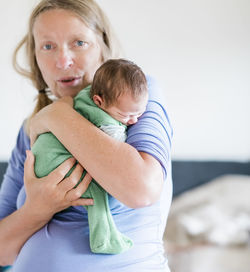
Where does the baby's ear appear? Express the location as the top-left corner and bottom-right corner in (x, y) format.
(93, 94), (103, 107)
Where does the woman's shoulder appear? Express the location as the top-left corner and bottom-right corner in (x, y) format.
(0, 122), (29, 219)
(146, 75), (165, 103)
(18, 121), (31, 150)
(10, 122), (30, 166)
(145, 75), (171, 125)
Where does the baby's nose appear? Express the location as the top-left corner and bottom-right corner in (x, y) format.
(127, 116), (138, 125)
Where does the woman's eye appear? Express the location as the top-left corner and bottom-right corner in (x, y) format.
(43, 44), (53, 50)
(75, 40), (87, 47)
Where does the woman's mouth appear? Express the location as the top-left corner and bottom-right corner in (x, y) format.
(61, 78), (75, 83)
(58, 77), (82, 86)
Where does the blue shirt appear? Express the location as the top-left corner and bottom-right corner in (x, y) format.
(0, 77), (173, 272)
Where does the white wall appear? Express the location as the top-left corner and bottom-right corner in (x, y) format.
(0, 0), (249, 161)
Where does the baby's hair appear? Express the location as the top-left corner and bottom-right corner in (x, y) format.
(90, 59), (148, 107)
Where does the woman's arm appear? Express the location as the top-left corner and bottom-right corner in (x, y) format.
(0, 152), (93, 265)
(0, 122), (94, 265)
(29, 94), (171, 208)
(0, 200), (50, 266)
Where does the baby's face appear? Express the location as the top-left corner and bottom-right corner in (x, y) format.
(103, 93), (148, 126)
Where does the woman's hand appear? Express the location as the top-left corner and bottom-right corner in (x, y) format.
(23, 150), (93, 222)
(29, 96), (74, 146)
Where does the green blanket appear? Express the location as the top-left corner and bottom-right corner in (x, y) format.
(31, 86), (133, 254)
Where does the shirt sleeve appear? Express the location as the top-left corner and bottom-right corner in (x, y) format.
(0, 124), (30, 219)
(126, 76), (173, 179)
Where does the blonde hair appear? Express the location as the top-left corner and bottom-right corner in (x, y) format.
(90, 59), (148, 107)
(13, 0), (122, 132)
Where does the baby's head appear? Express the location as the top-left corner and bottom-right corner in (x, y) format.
(90, 59), (148, 125)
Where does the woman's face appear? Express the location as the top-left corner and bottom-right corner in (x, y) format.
(33, 9), (103, 98)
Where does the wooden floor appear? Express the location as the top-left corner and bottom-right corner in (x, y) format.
(164, 243), (250, 272)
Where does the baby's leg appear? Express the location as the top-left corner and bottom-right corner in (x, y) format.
(83, 181), (133, 254)
(32, 133), (73, 177)
(32, 133), (133, 254)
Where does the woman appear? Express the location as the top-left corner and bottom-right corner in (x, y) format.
(0, 0), (173, 271)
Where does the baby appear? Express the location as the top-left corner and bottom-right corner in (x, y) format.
(31, 59), (148, 254)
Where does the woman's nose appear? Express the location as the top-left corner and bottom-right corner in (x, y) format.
(56, 49), (73, 70)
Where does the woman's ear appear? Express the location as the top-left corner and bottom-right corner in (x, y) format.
(93, 94), (104, 107)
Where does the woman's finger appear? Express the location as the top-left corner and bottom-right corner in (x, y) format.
(71, 198), (94, 207)
(59, 163), (84, 192)
(66, 172), (92, 202)
(47, 157), (76, 185)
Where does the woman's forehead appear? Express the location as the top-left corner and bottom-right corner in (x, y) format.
(34, 8), (86, 26)
(33, 9), (95, 39)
